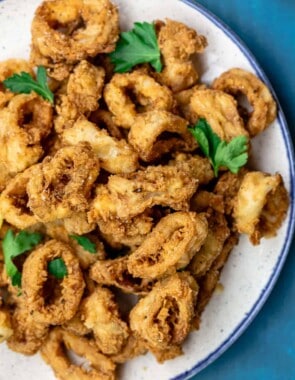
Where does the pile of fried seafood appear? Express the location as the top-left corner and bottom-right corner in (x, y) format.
(0, 0), (289, 379)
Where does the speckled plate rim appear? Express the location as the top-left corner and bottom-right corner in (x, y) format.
(173, 1), (295, 379)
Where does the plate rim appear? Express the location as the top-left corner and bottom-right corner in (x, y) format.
(173, 1), (295, 379)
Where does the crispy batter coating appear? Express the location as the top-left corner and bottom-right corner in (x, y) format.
(89, 165), (198, 223)
(190, 190), (224, 214)
(70, 233), (106, 269)
(110, 334), (147, 364)
(0, 307), (13, 343)
(174, 84), (207, 122)
(31, 0), (119, 65)
(81, 287), (129, 355)
(104, 71), (175, 128)
(0, 93), (53, 191)
(169, 152), (214, 185)
(90, 109), (125, 140)
(128, 110), (197, 162)
(233, 172), (289, 244)
(90, 256), (154, 295)
(127, 212), (208, 280)
(7, 299), (49, 355)
(155, 20), (207, 92)
(190, 89), (249, 141)
(0, 166), (38, 229)
(27, 143), (99, 222)
(22, 240), (85, 325)
(188, 211), (230, 278)
(41, 328), (116, 380)
(0, 59), (34, 108)
(63, 212), (96, 235)
(62, 118), (139, 174)
(54, 94), (81, 133)
(213, 68), (277, 136)
(129, 273), (198, 353)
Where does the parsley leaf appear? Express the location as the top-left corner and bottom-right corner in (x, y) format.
(48, 258), (68, 279)
(109, 22), (162, 73)
(2, 230), (43, 287)
(189, 118), (248, 176)
(70, 235), (96, 254)
(3, 66), (54, 104)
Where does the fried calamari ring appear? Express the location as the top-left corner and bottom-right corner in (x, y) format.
(90, 109), (125, 140)
(0, 93), (53, 191)
(190, 89), (249, 141)
(128, 110), (197, 162)
(188, 211), (230, 278)
(213, 68), (277, 136)
(174, 84), (207, 122)
(0, 166), (38, 229)
(0, 308), (13, 343)
(81, 287), (129, 355)
(27, 143), (99, 222)
(155, 19), (207, 92)
(110, 334), (147, 364)
(128, 212), (208, 280)
(129, 272), (198, 352)
(31, 0), (119, 62)
(22, 240), (85, 325)
(90, 256), (154, 295)
(63, 212), (96, 235)
(41, 328), (116, 380)
(7, 299), (49, 355)
(233, 171), (289, 244)
(89, 165), (198, 222)
(0, 59), (34, 108)
(104, 71), (175, 128)
(62, 118), (139, 174)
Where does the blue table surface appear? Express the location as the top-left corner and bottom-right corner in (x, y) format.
(190, 1), (295, 380)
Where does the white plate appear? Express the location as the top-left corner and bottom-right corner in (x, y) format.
(0, 0), (294, 379)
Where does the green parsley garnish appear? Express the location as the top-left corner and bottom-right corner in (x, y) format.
(189, 118), (248, 176)
(70, 235), (96, 254)
(2, 230), (43, 287)
(3, 66), (54, 104)
(109, 22), (162, 73)
(48, 258), (68, 279)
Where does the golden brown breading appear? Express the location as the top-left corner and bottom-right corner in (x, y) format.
(174, 84), (207, 122)
(89, 165), (198, 223)
(90, 256), (154, 295)
(0, 307), (13, 343)
(63, 212), (96, 235)
(41, 328), (116, 380)
(129, 272), (198, 355)
(62, 118), (139, 174)
(213, 68), (277, 136)
(81, 287), (129, 355)
(104, 70), (175, 128)
(190, 191), (224, 214)
(90, 109), (126, 140)
(155, 19), (207, 92)
(22, 240), (85, 325)
(110, 334), (147, 364)
(127, 212), (208, 280)
(27, 143), (99, 222)
(233, 171), (289, 244)
(128, 110), (197, 162)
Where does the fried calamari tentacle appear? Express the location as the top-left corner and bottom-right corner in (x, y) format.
(0, 166), (38, 229)
(41, 328), (116, 380)
(155, 19), (207, 92)
(22, 240), (85, 325)
(104, 71), (175, 128)
(27, 143), (99, 222)
(90, 256), (154, 295)
(31, 0), (119, 62)
(62, 118), (139, 174)
(128, 110), (197, 162)
(189, 89), (249, 141)
(169, 152), (214, 185)
(67, 60), (105, 113)
(81, 287), (129, 355)
(0, 93), (53, 191)
(213, 68), (277, 136)
(0, 308), (13, 343)
(7, 299), (49, 355)
(233, 172), (289, 244)
(89, 165), (198, 223)
(0, 59), (34, 108)
(129, 272), (198, 354)
(54, 94), (80, 133)
(127, 212), (208, 280)
(188, 211), (230, 278)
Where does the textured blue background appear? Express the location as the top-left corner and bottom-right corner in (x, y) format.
(191, 1), (295, 380)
